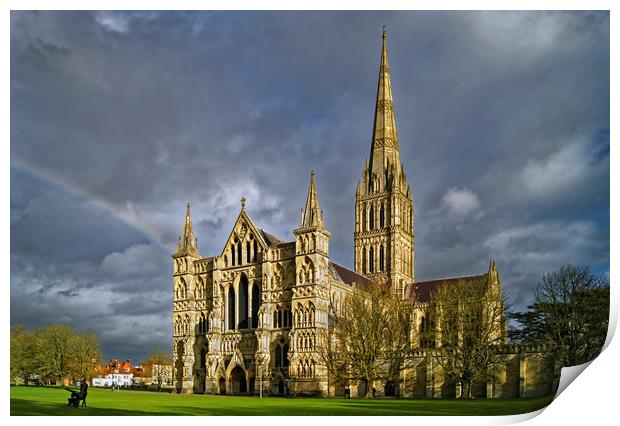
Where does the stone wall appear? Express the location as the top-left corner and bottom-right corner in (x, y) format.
(397, 346), (558, 399)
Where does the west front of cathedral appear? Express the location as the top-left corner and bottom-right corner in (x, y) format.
(171, 33), (556, 399)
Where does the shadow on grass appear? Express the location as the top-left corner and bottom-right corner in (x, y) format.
(10, 386), (554, 416)
(11, 399), (168, 416)
(332, 398), (554, 416)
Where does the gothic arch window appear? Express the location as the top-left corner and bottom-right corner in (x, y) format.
(198, 312), (208, 334)
(362, 203), (367, 232)
(251, 282), (260, 328)
(369, 204), (375, 230)
(238, 275), (249, 329)
(184, 314), (190, 335)
(380, 203), (385, 228)
(231, 245), (236, 266)
(362, 246), (367, 274)
(177, 278), (188, 300)
(282, 344), (289, 367)
(369, 246), (375, 273)
(307, 302), (315, 327)
(379, 244), (385, 272)
(195, 278), (204, 300)
(408, 208), (412, 232)
(275, 344), (282, 367)
(246, 241), (251, 263)
(253, 239), (258, 262)
(237, 242), (242, 266)
(228, 283), (235, 330)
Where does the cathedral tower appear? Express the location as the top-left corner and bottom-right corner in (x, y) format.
(172, 203), (201, 393)
(354, 31), (414, 297)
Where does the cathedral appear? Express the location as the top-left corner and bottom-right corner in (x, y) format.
(171, 32), (553, 398)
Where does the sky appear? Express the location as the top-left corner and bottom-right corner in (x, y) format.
(10, 11), (610, 362)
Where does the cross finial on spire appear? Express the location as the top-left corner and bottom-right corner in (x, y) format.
(241, 196), (246, 209)
(382, 25), (387, 38)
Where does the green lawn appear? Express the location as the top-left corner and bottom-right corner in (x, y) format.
(10, 385), (554, 416)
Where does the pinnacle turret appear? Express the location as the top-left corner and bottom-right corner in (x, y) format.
(300, 170), (323, 229)
(176, 202), (200, 257)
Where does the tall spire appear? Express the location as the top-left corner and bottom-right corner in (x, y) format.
(300, 170), (323, 229)
(176, 202), (200, 257)
(369, 29), (400, 177)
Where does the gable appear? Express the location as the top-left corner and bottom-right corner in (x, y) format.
(219, 209), (270, 258)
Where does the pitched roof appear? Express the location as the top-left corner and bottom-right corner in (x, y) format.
(405, 274), (487, 302)
(259, 229), (290, 246)
(329, 261), (372, 290)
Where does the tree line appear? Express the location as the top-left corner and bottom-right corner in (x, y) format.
(509, 264), (609, 366)
(10, 323), (102, 386)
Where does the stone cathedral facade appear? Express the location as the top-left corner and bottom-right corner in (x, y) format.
(171, 33), (556, 398)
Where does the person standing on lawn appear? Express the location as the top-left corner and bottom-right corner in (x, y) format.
(79, 377), (88, 407)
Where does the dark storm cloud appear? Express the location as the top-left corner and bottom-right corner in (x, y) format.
(11, 11), (609, 360)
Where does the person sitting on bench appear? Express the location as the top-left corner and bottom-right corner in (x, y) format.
(67, 390), (80, 408)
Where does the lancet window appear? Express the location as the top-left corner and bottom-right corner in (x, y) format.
(274, 342), (289, 368)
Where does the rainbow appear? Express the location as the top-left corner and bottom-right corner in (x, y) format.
(11, 159), (173, 254)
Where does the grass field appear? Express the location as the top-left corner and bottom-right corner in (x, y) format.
(10, 385), (554, 416)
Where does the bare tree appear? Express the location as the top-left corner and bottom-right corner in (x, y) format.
(428, 276), (507, 399)
(144, 348), (173, 391)
(315, 304), (341, 396)
(318, 280), (414, 398)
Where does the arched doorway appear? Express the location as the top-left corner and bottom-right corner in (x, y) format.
(218, 377), (226, 394)
(277, 379), (285, 395)
(230, 365), (247, 394)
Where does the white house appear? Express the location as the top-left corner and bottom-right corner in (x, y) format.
(92, 373), (134, 387)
